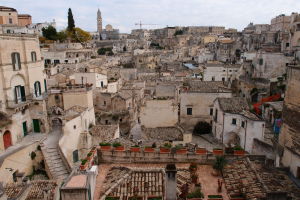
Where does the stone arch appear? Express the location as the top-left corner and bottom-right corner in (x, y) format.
(225, 131), (240, 147)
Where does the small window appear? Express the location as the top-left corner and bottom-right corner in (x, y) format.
(210, 108), (213, 116)
(286, 43), (290, 47)
(31, 51), (37, 62)
(73, 125), (76, 129)
(104, 101), (106, 106)
(259, 58), (264, 65)
(222, 77), (225, 82)
(7, 29), (11, 34)
(9, 18), (13, 24)
(120, 118), (123, 122)
(232, 118), (237, 125)
(241, 121), (245, 128)
(105, 120), (108, 125)
(212, 76), (215, 81)
(187, 108), (193, 115)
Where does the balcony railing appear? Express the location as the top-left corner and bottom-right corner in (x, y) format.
(6, 93), (47, 109)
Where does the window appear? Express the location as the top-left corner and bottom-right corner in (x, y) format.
(232, 118), (237, 125)
(15, 85), (26, 103)
(9, 18), (13, 24)
(54, 59), (60, 64)
(105, 120), (108, 125)
(73, 125), (76, 129)
(34, 81), (41, 97)
(259, 58), (264, 65)
(286, 43), (290, 47)
(72, 150), (79, 163)
(101, 81), (104, 88)
(104, 101), (106, 106)
(241, 121), (245, 128)
(31, 51), (37, 62)
(212, 76), (215, 81)
(7, 30), (11, 34)
(210, 108), (213, 116)
(214, 109), (218, 121)
(11, 52), (21, 70)
(222, 77), (225, 82)
(187, 108), (193, 115)
(120, 118), (123, 122)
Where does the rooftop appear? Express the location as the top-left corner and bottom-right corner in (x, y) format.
(90, 125), (118, 141)
(184, 81), (231, 93)
(217, 97), (249, 114)
(64, 175), (87, 189)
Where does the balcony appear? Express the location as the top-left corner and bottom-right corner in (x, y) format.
(6, 92), (48, 110)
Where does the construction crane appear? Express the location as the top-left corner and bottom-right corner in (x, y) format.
(135, 21), (158, 29)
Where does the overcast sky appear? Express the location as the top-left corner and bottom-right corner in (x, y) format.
(2, 0), (300, 33)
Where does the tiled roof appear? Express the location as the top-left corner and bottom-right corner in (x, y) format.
(185, 81), (231, 93)
(64, 175), (87, 188)
(218, 97), (249, 113)
(90, 125), (118, 141)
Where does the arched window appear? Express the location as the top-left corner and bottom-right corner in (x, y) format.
(31, 51), (37, 62)
(11, 52), (21, 70)
(34, 81), (41, 97)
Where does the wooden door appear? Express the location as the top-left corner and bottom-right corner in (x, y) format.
(3, 131), (12, 149)
(23, 121), (28, 136)
(33, 119), (40, 133)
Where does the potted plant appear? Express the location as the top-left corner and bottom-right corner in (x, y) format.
(195, 148), (207, 155)
(99, 142), (112, 151)
(128, 196), (143, 200)
(189, 163), (197, 172)
(213, 148), (224, 155)
(130, 145), (140, 152)
(148, 197), (162, 200)
(160, 143), (171, 153)
(90, 146), (97, 154)
(186, 188), (204, 200)
(144, 146), (155, 153)
(113, 142), (125, 151)
(87, 152), (93, 160)
(175, 145), (187, 154)
(208, 195), (223, 200)
(191, 174), (198, 184)
(233, 146), (245, 156)
(80, 159), (88, 170)
(213, 156), (227, 176)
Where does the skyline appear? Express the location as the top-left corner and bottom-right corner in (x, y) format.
(1, 0), (300, 33)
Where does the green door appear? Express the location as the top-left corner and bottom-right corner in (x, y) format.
(73, 150), (79, 163)
(33, 119), (40, 133)
(23, 121), (28, 136)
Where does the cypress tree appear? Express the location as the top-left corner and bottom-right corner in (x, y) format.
(67, 8), (75, 32)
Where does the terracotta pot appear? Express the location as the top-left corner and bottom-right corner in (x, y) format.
(213, 149), (224, 155)
(80, 162), (88, 171)
(144, 147), (155, 153)
(130, 147), (140, 152)
(160, 147), (171, 153)
(114, 146), (125, 151)
(176, 148), (187, 154)
(100, 145), (111, 151)
(234, 150), (245, 156)
(195, 148), (207, 155)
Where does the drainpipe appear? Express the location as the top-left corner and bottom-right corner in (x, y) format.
(222, 112), (225, 144)
(244, 120), (248, 151)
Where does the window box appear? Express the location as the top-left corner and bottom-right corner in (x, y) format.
(100, 144), (112, 151)
(148, 197), (162, 200)
(130, 146), (140, 152)
(234, 149), (245, 156)
(213, 149), (224, 155)
(80, 159), (88, 171)
(195, 148), (207, 155)
(208, 195), (223, 200)
(114, 146), (125, 151)
(144, 147), (155, 153)
(160, 147), (171, 154)
(176, 148), (187, 154)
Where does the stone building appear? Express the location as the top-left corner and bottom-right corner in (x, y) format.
(0, 34), (48, 152)
(279, 65), (300, 178)
(212, 97), (265, 152)
(179, 81), (232, 129)
(203, 62), (241, 82)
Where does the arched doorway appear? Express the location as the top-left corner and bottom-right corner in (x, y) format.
(3, 130), (12, 149)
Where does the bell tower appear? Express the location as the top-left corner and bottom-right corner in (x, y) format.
(97, 9), (102, 33)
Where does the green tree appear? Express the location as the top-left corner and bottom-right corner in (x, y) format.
(42, 25), (57, 40)
(67, 8), (75, 32)
(56, 31), (67, 42)
(72, 27), (91, 43)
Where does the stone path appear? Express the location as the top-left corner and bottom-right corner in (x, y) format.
(40, 126), (69, 180)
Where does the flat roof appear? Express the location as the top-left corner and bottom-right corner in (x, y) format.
(64, 175), (87, 188)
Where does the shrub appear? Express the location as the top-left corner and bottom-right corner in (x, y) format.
(213, 156), (227, 175)
(105, 197), (119, 200)
(30, 151), (37, 160)
(174, 30), (184, 36)
(233, 146), (243, 151)
(100, 142), (111, 146)
(163, 143), (172, 149)
(87, 152), (92, 157)
(132, 145), (139, 148)
(151, 143), (157, 148)
(208, 195), (223, 199)
(187, 188), (204, 198)
(193, 121), (212, 135)
(113, 142), (122, 147)
(81, 159), (87, 165)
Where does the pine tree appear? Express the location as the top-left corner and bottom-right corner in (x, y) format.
(67, 8), (75, 32)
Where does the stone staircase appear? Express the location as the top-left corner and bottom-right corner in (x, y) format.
(40, 127), (70, 180)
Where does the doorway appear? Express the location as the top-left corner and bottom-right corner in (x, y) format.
(33, 119), (40, 133)
(3, 130), (12, 149)
(23, 121), (28, 136)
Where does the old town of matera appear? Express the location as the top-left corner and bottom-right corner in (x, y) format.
(0, 1), (300, 200)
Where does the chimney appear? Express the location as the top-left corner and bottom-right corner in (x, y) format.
(165, 164), (177, 200)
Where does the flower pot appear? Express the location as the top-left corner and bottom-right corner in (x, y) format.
(100, 145), (112, 151)
(160, 147), (171, 153)
(234, 150), (245, 156)
(80, 162), (88, 171)
(114, 146), (125, 151)
(176, 148), (187, 154)
(213, 149), (224, 155)
(130, 147), (140, 152)
(196, 148), (207, 155)
(208, 195), (223, 200)
(187, 198), (203, 200)
(144, 147), (155, 153)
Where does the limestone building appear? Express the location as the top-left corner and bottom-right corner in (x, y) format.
(0, 33), (48, 152)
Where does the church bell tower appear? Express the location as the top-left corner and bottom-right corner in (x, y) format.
(97, 9), (102, 33)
